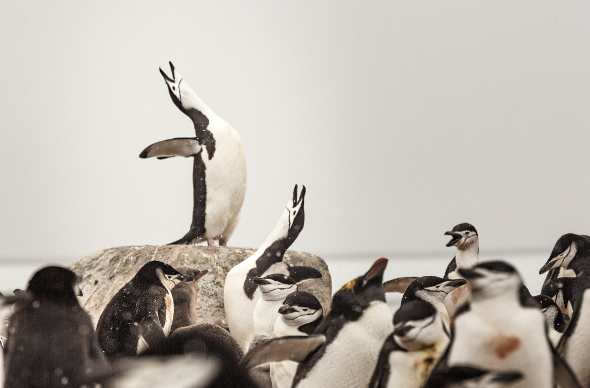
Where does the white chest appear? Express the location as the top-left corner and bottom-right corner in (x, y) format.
(386, 341), (446, 388)
(254, 298), (285, 338)
(296, 302), (393, 388)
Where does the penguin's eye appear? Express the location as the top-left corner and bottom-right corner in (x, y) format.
(293, 211), (296, 215)
(172, 86), (176, 90)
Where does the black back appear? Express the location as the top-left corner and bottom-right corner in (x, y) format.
(4, 266), (106, 388)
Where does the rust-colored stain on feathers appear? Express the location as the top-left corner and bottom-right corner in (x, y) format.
(487, 333), (520, 359)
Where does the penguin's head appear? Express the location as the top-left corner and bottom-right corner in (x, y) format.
(160, 62), (201, 115)
(393, 300), (442, 351)
(171, 267), (209, 307)
(435, 365), (523, 387)
(331, 258), (388, 318)
(403, 276), (467, 304)
(253, 274), (297, 301)
(135, 261), (194, 291)
(539, 233), (585, 274)
(533, 294), (564, 328)
(27, 266), (83, 300)
(283, 184), (306, 243)
(278, 291), (323, 327)
(444, 223), (478, 250)
(458, 261), (521, 298)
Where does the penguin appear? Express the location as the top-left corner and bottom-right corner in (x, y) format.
(242, 258), (393, 388)
(140, 61), (247, 246)
(548, 277), (590, 386)
(250, 274), (298, 349)
(397, 276), (466, 332)
(270, 291), (323, 388)
(224, 185), (322, 350)
(533, 294), (567, 346)
(368, 299), (450, 388)
(428, 261), (580, 388)
(96, 261), (193, 360)
(3, 266), (107, 388)
(423, 365), (523, 388)
(443, 223), (479, 319)
(169, 267), (209, 333)
(542, 276), (590, 318)
(539, 233), (590, 288)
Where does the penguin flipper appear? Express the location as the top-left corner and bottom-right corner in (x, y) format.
(551, 337), (582, 388)
(383, 277), (419, 293)
(288, 266), (322, 283)
(240, 335), (326, 369)
(139, 316), (166, 351)
(139, 138), (201, 159)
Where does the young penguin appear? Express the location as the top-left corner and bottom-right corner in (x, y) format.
(250, 274), (298, 349)
(551, 277), (590, 386)
(169, 267), (209, 333)
(424, 365), (523, 388)
(369, 300), (450, 388)
(398, 276), (466, 332)
(534, 294), (567, 346)
(97, 261), (193, 360)
(224, 185), (322, 350)
(140, 62), (247, 246)
(539, 233), (590, 288)
(270, 291), (323, 388)
(432, 261), (580, 388)
(242, 258), (393, 388)
(3, 266), (107, 388)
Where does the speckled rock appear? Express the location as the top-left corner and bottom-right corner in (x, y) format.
(69, 245), (332, 329)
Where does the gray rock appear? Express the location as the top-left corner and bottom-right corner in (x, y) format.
(69, 245), (332, 329)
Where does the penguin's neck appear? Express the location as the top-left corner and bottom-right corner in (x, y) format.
(455, 243), (479, 269)
(471, 288), (520, 317)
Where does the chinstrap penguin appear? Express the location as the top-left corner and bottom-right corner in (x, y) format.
(541, 276), (590, 318)
(97, 261), (193, 360)
(3, 266), (107, 388)
(429, 261), (580, 388)
(539, 233), (590, 288)
(443, 223), (480, 280)
(242, 258), (393, 388)
(369, 299), (450, 388)
(224, 185), (322, 350)
(533, 294), (567, 346)
(140, 61), (247, 246)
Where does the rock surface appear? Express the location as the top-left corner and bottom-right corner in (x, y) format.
(69, 245), (332, 328)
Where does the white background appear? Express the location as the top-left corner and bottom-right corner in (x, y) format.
(1, 2), (589, 279)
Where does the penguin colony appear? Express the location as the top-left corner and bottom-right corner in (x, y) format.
(1, 63), (589, 388)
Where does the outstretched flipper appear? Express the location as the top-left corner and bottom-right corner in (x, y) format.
(138, 316), (166, 352)
(383, 277), (419, 293)
(241, 335), (326, 369)
(139, 138), (201, 159)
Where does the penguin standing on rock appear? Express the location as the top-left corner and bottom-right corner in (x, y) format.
(97, 261), (193, 360)
(140, 62), (247, 246)
(224, 185), (322, 350)
(369, 299), (450, 388)
(3, 266), (107, 388)
(427, 261), (580, 388)
(242, 258), (393, 388)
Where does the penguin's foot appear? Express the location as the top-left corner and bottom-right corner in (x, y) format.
(207, 238), (216, 246)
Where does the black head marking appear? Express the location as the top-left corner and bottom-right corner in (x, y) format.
(451, 223), (477, 234)
(27, 266), (79, 299)
(393, 300), (437, 325)
(283, 291), (322, 311)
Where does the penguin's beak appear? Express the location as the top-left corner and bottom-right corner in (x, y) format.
(539, 258), (560, 275)
(253, 277), (270, 285)
(172, 274), (193, 282)
(393, 324), (413, 337)
(457, 268), (483, 279)
(278, 305), (296, 315)
(445, 279), (467, 289)
(445, 231), (463, 247)
(293, 184), (306, 206)
(193, 269), (209, 282)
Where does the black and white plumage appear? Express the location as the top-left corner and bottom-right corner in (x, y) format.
(534, 294), (567, 346)
(224, 185), (322, 350)
(97, 261), (193, 360)
(3, 266), (107, 388)
(398, 276), (466, 332)
(369, 300), (449, 388)
(140, 61), (247, 246)
(427, 261), (580, 388)
(539, 234), (590, 288)
(424, 365), (523, 388)
(242, 258), (392, 388)
(550, 277), (590, 386)
(443, 223), (480, 280)
(270, 291), (323, 388)
(542, 276), (590, 318)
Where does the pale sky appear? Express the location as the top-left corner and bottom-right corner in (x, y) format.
(1, 1), (590, 262)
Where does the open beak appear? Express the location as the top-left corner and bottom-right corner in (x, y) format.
(445, 231), (463, 247)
